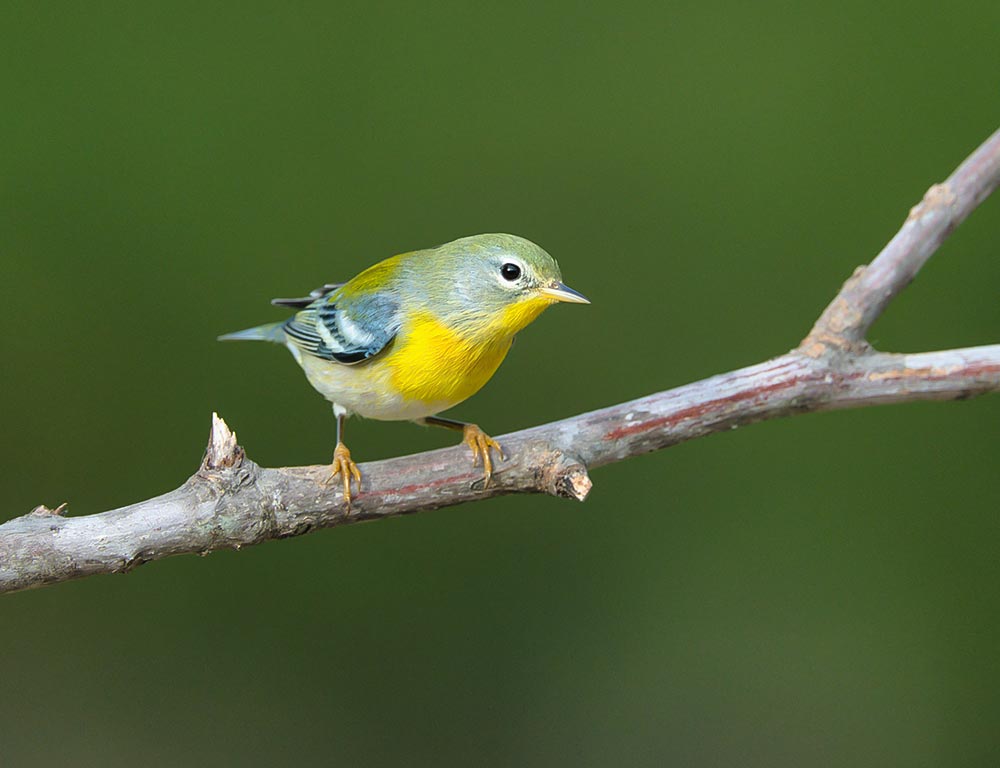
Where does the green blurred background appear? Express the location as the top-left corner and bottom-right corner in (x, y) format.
(2, 1), (998, 765)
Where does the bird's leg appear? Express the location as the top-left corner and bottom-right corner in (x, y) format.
(422, 416), (505, 488)
(327, 411), (362, 507)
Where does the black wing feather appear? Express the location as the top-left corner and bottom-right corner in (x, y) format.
(271, 283), (346, 308)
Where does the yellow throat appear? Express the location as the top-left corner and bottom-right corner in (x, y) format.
(387, 296), (553, 406)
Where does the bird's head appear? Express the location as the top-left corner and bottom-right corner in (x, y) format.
(426, 233), (589, 339)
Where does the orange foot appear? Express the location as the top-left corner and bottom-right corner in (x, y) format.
(327, 441), (362, 508)
(462, 424), (505, 488)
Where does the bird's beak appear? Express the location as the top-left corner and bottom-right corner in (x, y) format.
(540, 281), (590, 304)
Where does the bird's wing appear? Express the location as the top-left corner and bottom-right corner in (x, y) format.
(282, 289), (401, 365)
(271, 283), (346, 308)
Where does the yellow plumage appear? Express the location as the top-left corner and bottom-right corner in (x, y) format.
(388, 310), (513, 406)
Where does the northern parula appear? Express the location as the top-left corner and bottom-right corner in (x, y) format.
(220, 233), (589, 505)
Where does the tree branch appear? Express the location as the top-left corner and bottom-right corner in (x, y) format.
(4, 128), (1000, 595)
(803, 126), (1000, 353)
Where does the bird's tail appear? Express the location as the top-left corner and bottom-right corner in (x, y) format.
(217, 322), (285, 343)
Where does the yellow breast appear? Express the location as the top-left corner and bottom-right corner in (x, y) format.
(387, 310), (515, 407)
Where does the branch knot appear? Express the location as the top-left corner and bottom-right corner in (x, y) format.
(907, 182), (957, 223)
(536, 450), (592, 502)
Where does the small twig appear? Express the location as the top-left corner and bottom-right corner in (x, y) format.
(3, 128), (1000, 595)
(803, 126), (1000, 354)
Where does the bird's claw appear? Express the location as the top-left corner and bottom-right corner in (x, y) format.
(462, 424), (505, 488)
(326, 442), (362, 508)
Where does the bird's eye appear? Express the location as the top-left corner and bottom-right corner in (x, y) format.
(500, 263), (522, 281)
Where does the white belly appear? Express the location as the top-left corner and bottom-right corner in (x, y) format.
(288, 342), (452, 421)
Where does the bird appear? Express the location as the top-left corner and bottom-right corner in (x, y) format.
(219, 233), (589, 506)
